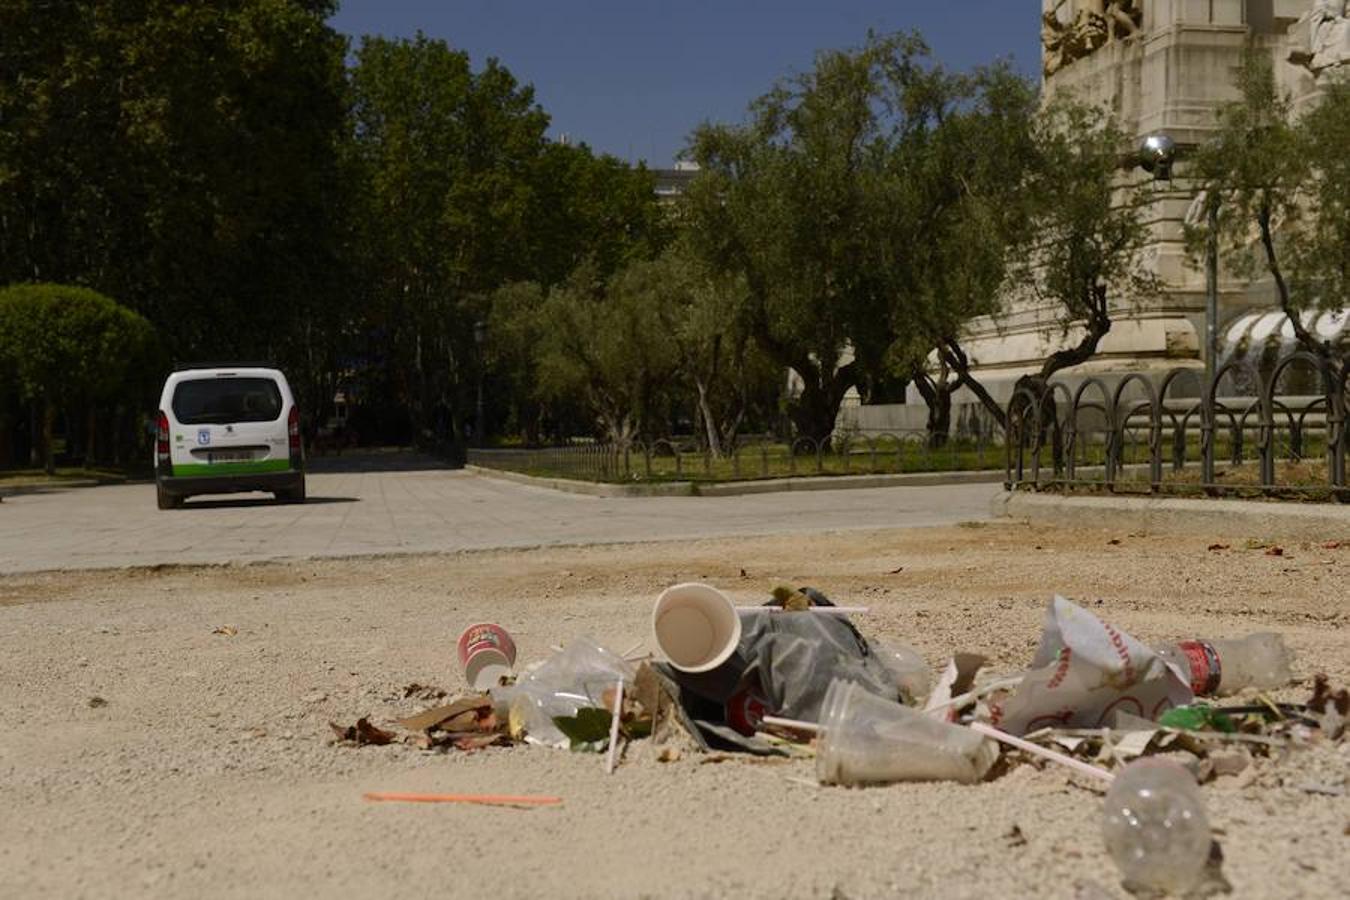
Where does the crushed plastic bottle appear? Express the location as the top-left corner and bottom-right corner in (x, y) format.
(1102, 758), (1211, 895)
(1154, 632), (1293, 697)
(873, 641), (933, 705)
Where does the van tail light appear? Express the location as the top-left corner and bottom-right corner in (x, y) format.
(288, 406), (302, 464)
(156, 411), (171, 465)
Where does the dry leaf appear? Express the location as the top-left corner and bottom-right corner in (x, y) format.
(330, 717), (395, 746)
(1265, 546), (1285, 557)
(1207, 544), (1230, 552)
(212, 625), (238, 636)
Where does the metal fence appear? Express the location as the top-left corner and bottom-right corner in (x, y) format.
(468, 429), (1007, 484)
(1005, 352), (1348, 501)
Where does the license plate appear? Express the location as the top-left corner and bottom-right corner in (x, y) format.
(208, 451), (252, 464)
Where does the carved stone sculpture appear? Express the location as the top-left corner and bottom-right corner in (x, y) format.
(1290, 0), (1350, 74)
(1042, 0), (1144, 77)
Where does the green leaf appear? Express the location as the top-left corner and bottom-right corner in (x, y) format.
(552, 707), (613, 751)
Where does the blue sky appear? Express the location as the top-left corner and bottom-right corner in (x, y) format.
(330, 1), (1040, 166)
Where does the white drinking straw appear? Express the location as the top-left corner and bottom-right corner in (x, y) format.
(967, 722), (1115, 784)
(735, 607), (869, 615)
(759, 715), (1114, 784)
(761, 715), (820, 732)
(924, 675), (1026, 715)
(604, 677), (625, 775)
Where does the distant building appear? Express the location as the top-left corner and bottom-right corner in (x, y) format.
(653, 160), (700, 203)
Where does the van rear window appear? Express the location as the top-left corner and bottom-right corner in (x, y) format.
(173, 378), (283, 424)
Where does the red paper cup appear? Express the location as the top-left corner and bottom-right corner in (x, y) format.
(457, 623), (517, 690)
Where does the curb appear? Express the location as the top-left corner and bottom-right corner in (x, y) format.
(993, 490), (1350, 542)
(0, 479), (102, 498)
(466, 464), (1005, 498)
(463, 465), (694, 497)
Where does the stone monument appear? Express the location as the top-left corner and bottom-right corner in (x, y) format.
(842, 0), (1347, 437)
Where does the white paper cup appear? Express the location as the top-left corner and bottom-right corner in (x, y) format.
(651, 583), (743, 673)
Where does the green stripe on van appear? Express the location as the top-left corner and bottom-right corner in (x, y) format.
(171, 459), (292, 477)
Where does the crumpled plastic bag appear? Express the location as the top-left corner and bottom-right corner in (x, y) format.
(994, 595), (1192, 736)
(746, 611), (898, 723)
(494, 636), (635, 747)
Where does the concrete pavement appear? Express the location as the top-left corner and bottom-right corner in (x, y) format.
(0, 455), (999, 574)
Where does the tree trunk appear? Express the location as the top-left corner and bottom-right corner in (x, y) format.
(1035, 286), (1112, 382)
(42, 397), (56, 476)
(911, 368), (954, 449)
(29, 402), (40, 467)
(936, 339), (1009, 431)
(1258, 203), (1332, 362)
(85, 404), (97, 468)
(694, 379), (723, 458)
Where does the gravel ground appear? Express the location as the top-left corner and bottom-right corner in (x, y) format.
(1, 520), (1347, 899)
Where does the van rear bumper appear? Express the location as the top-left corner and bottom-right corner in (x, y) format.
(157, 469), (303, 497)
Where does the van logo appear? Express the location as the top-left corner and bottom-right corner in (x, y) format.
(225, 425), (234, 434)
(197, 428), (211, 446)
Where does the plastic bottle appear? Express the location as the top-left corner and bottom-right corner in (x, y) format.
(1102, 758), (1211, 894)
(1154, 632), (1292, 697)
(873, 641), (933, 706)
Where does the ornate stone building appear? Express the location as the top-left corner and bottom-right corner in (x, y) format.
(847, 0), (1348, 434)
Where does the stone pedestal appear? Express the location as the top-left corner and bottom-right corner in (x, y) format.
(914, 1), (1333, 411)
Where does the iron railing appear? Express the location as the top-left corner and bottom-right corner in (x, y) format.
(1005, 352), (1348, 501)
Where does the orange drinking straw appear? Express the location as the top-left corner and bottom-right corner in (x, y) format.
(362, 792), (562, 807)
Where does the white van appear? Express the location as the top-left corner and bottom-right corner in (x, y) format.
(154, 366), (305, 509)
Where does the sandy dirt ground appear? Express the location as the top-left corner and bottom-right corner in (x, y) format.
(1, 520), (1347, 899)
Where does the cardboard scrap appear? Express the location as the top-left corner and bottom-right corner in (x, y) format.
(396, 695), (495, 733)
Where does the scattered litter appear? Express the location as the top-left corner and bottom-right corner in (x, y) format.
(1297, 783), (1344, 797)
(457, 623), (516, 691)
(1155, 633), (1293, 697)
(994, 596), (1190, 735)
(1158, 704), (1236, 734)
(362, 791), (561, 808)
(312, 576), (1343, 898)
(1103, 759), (1213, 895)
(402, 683), (447, 701)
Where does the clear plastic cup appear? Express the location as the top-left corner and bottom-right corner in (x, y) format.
(815, 678), (998, 786)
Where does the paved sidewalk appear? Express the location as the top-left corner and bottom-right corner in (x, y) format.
(0, 461), (999, 573)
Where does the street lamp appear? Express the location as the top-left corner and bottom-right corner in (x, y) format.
(1140, 133), (1218, 385)
(473, 320), (487, 447)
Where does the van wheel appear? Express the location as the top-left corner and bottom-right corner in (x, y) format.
(157, 484), (182, 510)
(277, 476), (306, 505)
